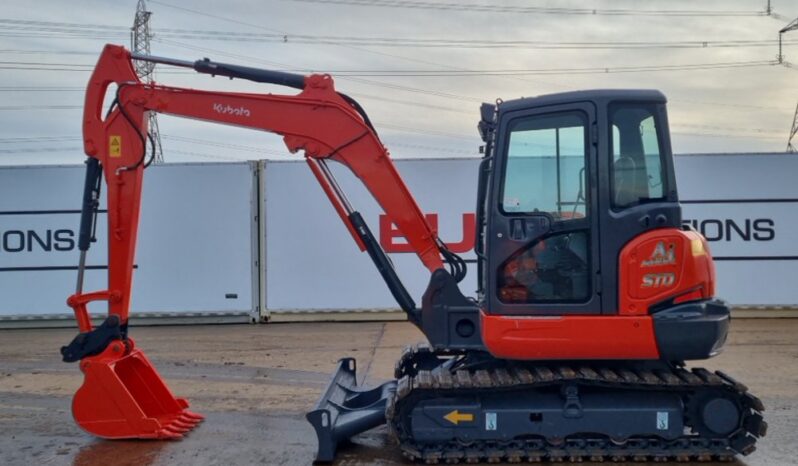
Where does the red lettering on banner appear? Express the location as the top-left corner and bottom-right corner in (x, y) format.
(379, 213), (476, 254)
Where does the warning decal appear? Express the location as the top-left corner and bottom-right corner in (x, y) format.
(109, 135), (121, 158)
(485, 412), (497, 431)
(656, 411), (669, 430)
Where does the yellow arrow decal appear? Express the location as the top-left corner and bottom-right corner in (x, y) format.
(443, 410), (474, 425)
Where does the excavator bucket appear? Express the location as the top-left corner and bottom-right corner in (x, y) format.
(71, 338), (203, 439)
(307, 358), (397, 462)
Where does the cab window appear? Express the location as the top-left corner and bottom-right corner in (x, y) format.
(610, 105), (666, 209)
(498, 231), (590, 303)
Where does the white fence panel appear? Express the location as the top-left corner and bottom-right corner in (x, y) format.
(264, 153), (798, 312)
(676, 153), (798, 307)
(263, 158), (479, 312)
(0, 162), (258, 320)
(3, 153), (796, 323)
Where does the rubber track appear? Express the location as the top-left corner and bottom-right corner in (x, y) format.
(387, 344), (767, 464)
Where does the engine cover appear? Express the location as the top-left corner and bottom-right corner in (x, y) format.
(618, 228), (715, 315)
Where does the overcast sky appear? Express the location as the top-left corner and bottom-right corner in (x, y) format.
(1, 0), (797, 165)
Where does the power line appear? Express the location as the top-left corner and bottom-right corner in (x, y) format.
(0, 62), (193, 74)
(3, 31), (794, 51)
(0, 105), (81, 110)
(382, 141), (474, 155)
(280, 0), (768, 17)
(670, 98), (786, 111)
(0, 19), (124, 30)
(145, 1), (559, 90)
(0, 86), (83, 91)
(0, 67), (96, 72)
(0, 49), (96, 56)
(346, 92), (472, 114)
(686, 123), (785, 134)
(0, 86), (785, 115)
(163, 134), (475, 158)
(376, 122), (476, 140)
(161, 134), (287, 157)
(305, 60), (781, 76)
(131, 34), (798, 49)
(0, 136), (81, 144)
(0, 146), (83, 154)
(154, 38), (484, 102)
(167, 149), (253, 161)
(0, 60), (93, 67)
(671, 130), (785, 140)
(3, 19), (796, 50)
(0, 82), (474, 112)
(0, 57), (779, 76)
(141, 1), (786, 100)
(4, 14), (789, 97)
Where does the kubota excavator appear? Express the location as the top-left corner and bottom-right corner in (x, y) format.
(62, 44), (766, 463)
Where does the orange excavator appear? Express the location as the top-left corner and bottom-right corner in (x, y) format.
(62, 44), (766, 462)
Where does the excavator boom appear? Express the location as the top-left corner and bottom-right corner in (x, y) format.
(64, 44), (452, 446)
(80, 44), (446, 326)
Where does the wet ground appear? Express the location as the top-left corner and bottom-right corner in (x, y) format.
(0, 319), (796, 466)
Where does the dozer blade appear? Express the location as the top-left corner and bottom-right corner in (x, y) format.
(307, 358), (397, 462)
(72, 339), (203, 440)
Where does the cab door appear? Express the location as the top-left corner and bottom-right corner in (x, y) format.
(596, 102), (681, 314)
(485, 102), (601, 315)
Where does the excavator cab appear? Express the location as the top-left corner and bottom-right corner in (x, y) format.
(478, 91), (680, 316)
(396, 90), (726, 362)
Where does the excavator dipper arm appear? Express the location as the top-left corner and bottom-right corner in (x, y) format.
(75, 44), (447, 332)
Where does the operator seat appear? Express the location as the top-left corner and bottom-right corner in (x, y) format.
(614, 155), (647, 207)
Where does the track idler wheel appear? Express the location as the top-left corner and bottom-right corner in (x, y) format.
(688, 393), (742, 437)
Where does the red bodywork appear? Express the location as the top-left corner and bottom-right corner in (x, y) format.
(480, 313), (660, 360)
(70, 337), (203, 439)
(76, 45), (443, 330)
(618, 228), (715, 315)
(69, 44), (444, 439)
(481, 227), (717, 360)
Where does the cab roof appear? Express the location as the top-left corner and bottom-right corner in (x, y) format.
(496, 89), (667, 113)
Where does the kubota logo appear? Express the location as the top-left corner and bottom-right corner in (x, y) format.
(641, 241), (676, 267)
(212, 103), (251, 117)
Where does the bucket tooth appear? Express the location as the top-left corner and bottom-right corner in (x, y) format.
(182, 410), (205, 421)
(169, 426), (192, 434)
(172, 419), (195, 429)
(71, 345), (201, 440)
(178, 413), (197, 422)
(157, 428), (184, 440)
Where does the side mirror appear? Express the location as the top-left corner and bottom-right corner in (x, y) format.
(478, 103), (496, 142)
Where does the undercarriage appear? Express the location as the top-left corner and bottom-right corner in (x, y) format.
(309, 344), (766, 463)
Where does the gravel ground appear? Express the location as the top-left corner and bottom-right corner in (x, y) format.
(0, 318), (795, 465)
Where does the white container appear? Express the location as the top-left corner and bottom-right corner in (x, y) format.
(0, 162), (259, 324)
